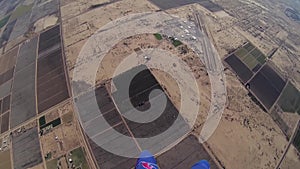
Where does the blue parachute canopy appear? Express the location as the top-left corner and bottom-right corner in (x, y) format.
(135, 150), (159, 169)
(191, 160), (210, 169)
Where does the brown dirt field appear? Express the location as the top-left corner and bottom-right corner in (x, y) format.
(61, 123), (81, 151)
(62, 0), (159, 81)
(45, 101), (73, 123)
(45, 110), (60, 124)
(62, 111), (73, 124)
(0, 150), (12, 169)
(28, 163), (44, 169)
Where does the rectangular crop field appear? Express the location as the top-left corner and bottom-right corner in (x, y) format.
(224, 54), (253, 83)
(148, 0), (222, 12)
(37, 25), (69, 113)
(1, 111), (9, 133)
(293, 128), (300, 152)
(0, 46), (18, 75)
(11, 63), (36, 128)
(10, 37), (38, 128)
(278, 82), (300, 114)
(0, 19), (16, 46)
(82, 65), (192, 168)
(234, 43), (266, 72)
(0, 15), (10, 29)
(12, 127), (43, 169)
(248, 64), (286, 110)
(157, 135), (218, 169)
(0, 150), (12, 169)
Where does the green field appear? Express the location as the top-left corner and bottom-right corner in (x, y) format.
(243, 53), (259, 70)
(70, 147), (90, 169)
(244, 42), (255, 51)
(250, 49), (266, 64)
(39, 116), (46, 126)
(278, 82), (300, 114)
(234, 43), (266, 71)
(10, 4), (33, 21)
(154, 33), (162, 40)
(256, 54), (266, 64)
(0, 150), (12, 169)
(235, 48), (248, 59)
(172, 39), (182, 47)
(0, 15), (10, 29)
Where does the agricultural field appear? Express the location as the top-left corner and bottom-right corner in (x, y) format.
(0, 18), (16, 45)
(81, 64), (207, 168)
(12, 127), (43, 169)
(233, 42), (266, 72)
(149, 0), (222, 12)
(9, 4), (33, 21)
(0, 150), (12, 169)
(157, 135), (218, 169)
(0, 0), (59, 49)
(247, 64), (286, 110)
(11, 37), (37, 128)
(0, 46), (18, 75)
(37, 25), (69, 113)
(1, 111), (9, 134)
(0, 95), (10, 115)
(278, 82), (300, 114)
(225, 42), (290, 111)
(224, 54), (253, 83)
(0, 15), (10, 29)
(293, 128), (300, 152)
(0, 79), (12, 100)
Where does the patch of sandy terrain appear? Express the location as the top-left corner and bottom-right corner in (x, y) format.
(33, 14), (58, 33)
(62, 0), (159, 80)
(279, 145), (300, 169)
